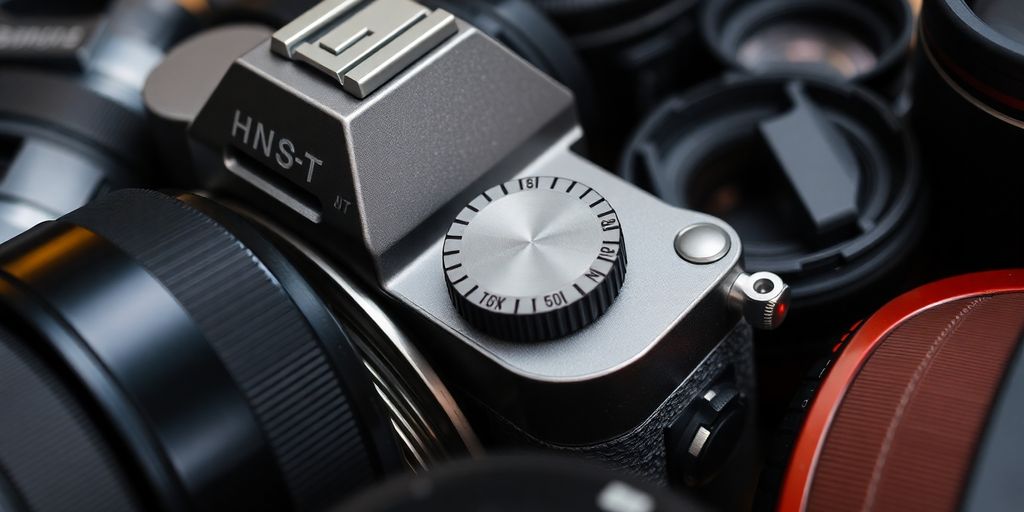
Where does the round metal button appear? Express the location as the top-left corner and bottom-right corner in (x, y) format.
(675, 224), (731, 264)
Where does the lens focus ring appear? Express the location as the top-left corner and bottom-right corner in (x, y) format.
(59, 190), (390, 510)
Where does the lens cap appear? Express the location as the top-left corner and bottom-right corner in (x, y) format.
(621, 76), (925, 309)
(701, 0), (913, 97)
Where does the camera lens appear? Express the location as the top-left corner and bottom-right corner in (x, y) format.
(0, 189), (474, 511)
(913, 0), (1024, 273)
(340, 453), (708, 511)
(735, 22), (877, 79)
(621, 76), (925, 309)
(701, 0), (913, 97)
(774, 271), (1024, 512)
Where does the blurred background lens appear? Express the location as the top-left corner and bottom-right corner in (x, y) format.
(736, 21), (878, 79)
(701, 0), (913, 97)
(972, 0), (1024, 43)
(0, 0), (198, 243)
(0, 190), (476, 511)
(913, 0), (1024, 276)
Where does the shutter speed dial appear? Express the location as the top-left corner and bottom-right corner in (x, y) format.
(443, 176), (627, 341)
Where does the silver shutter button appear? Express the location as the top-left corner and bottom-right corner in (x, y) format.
(675, 223), (731, 264)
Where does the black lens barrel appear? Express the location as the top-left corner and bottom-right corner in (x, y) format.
(913, 0), (1024, 273)
(0, 190), (399, 511)
(920, 0), (1024, 121)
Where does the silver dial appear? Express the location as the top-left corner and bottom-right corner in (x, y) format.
(443, 176), (627, 341)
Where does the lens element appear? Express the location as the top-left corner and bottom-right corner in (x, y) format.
(737, 21), (878, 79)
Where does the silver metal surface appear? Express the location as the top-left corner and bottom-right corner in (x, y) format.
(271, 0), (456, 98)
(688, 426), (712, 457)
(391, 135), (740, 378)
(462, 187), (603, 297)
(729, 271), (790, 330)
(189, 17), (575, 272)
(445, 177), (622, 311)
(272, 0), (362, 57)
(675, 223), (731, 264)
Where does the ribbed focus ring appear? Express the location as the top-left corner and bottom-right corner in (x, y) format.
(63, 190), (376, 509)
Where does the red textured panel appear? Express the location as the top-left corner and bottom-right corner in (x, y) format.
(806, 293), (1024, 512)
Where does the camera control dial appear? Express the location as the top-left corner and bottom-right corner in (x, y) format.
(443, 176), (627, 341)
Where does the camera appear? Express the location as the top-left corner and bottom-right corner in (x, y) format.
(0, 1), (790, 510)
(183, 0), (794, 479)
(2, 1), (1023, 511)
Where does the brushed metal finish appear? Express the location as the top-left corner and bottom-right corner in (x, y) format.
(443, 177), (626, 340)
(461, 188), (602, 298)
(271, 0), (362, 58)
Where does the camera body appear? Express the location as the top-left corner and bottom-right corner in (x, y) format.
(152, 0), (787, 482)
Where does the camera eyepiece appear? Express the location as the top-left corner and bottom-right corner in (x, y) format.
(0, 189), (477, 511)
(701, 0), (913, 97)
(621, 76), (924, 309)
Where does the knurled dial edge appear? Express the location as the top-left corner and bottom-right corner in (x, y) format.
(442, 176), (627, 342)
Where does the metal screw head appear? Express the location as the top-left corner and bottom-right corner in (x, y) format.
(729, 271), (790, 330)
(675, 223), (731, 264)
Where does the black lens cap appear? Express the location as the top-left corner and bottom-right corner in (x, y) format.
(338, 453), (707, 511)
(701, 0), (913, 97)
(621, 76), (925, 309)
